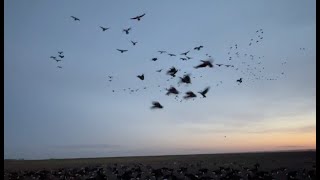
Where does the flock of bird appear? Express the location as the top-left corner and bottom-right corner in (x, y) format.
(4, 160), (316, 180)
(49, 13), (300, 110)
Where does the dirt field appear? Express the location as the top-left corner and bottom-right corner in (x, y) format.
(4, 151), (316, 179)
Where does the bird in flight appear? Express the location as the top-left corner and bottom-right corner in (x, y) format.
(194, 46), (204, 51)
(158, 50), (166, 54)
(59, 55), (64, 58)
(198, 87), (210, 98)
(131, 13), (146, 21)
(117, 49), (128, 53)
(216, 64), (223, 67)
(194, 60), (213, 69)
(151, 101), (163, 109)
(50, 56), (57, 60)
(71, 16), (80, 21)
(137, 74), (144, 80)
(167, 67), (178, 77)
(55, 59), (62, 62)
(131, 41), (137, 46)
(180, 57), (187, 61)
(166, 86), (179, 95)
(236, 78), (243, 84)
(168, 53), (176, 57)
(57, 66), (62, 69)
(58, 51), (63, 55)
(180, 74), (191, 84)
(151, 58), (158, 61)
(180, 51), (190, 56)
(156, 69), (162, 72)
(184, 91), (197, 99)
(123, 28), (131, 34)
(100, 26), (109, 31)
(186, 56), (192, 60)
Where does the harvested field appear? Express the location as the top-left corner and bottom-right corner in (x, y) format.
(4, 151), (316, 179)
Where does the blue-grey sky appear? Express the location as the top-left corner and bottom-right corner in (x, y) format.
(4, 0), (316, 160)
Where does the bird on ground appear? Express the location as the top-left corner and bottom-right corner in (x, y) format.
(194, 46), (204, 51)
(137, 74), (144, 80)
(151, 101), (163, 109)
(180, 51), (190, 56)
(117, 49), (128, 53)
(184, 91), (197, 99)
(123, 28), (131, 34)
(131, 41), (137, 46)
(194, 60), (213, 69)
(71, 16), (80, 21)
(131, 13), (146, 21)
(100, 26), (109, 31)
(166, 86), (179, 95)
(198, 87), (210, 98)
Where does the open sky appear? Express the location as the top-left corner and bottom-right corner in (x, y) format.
(4, 0), (316, 160)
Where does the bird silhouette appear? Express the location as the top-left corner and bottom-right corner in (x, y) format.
(168, 53), (176, 56)
(117, 49), (128, 53)
(166, 86), (179, 95)
(55, 59), (62, 62)
(186, 56), (192, 60)
(100, 26), (109, 31)
(194, 60), (213, 69)
(194, 46), (204, 50)
(236, 78), (243, 83)
(71, 16), (80, 21)
(137, 74), (144, 80)
(184, 91), (197, 99)
(225, 65), (231, 67)
(151, 58), (158, 61)
(216, 64), (223, 67)
(50, 56), (56, 59)
(131, 13), (146, 21)
(57, 66), (62, 68)
(198, 87), (210, 98)
(123, 28), (131, 34)
(151, 101), (163, 109)
(167, 67), (178, 77)
(156, 69), (162, 72)
(58, 51), (63, 54)
(59, 55), (64, 58)
(180, 57), (187, 61)
(180, 74), (191, 84)
(131, 41), (137, 46)
(180, 51), (190, 56)
(158, 51), (166, 54)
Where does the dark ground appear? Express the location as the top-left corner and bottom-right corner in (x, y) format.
(4, 151), (316, 180)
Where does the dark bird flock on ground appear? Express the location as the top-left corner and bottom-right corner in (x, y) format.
(4, 155), (316, 180)
(50, 13), (291, 110)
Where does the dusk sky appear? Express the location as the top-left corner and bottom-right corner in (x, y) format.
(4, 0), (316, 160)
